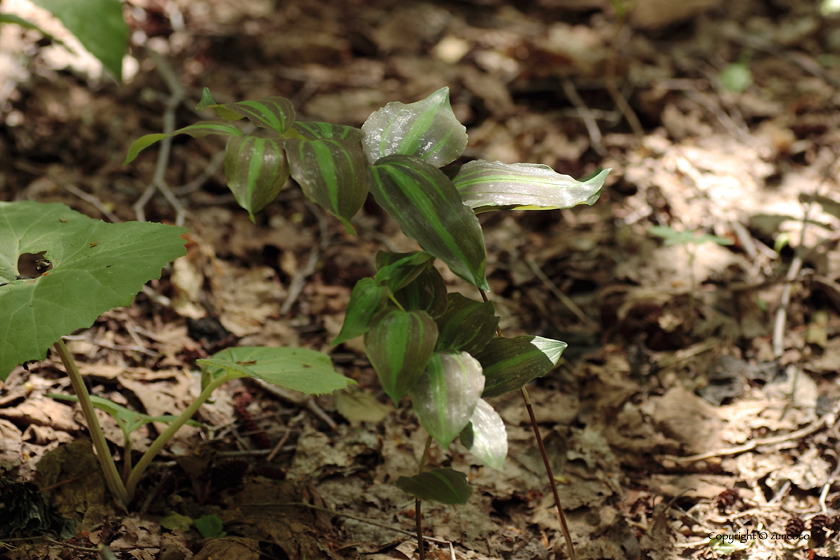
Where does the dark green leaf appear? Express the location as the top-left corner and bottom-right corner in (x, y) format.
(196, 88), (295, 133)
(194, 514), (226, 538)
(332, 278), (389, 345)
(475, 336), (567, 398)
(369, 155), (488, 290)
(396, 467), (472, 504)
(434, 293), (498, 354)
(393, 265), (448, 317)
(409, 351), (484, 447)
(0, 202), (187, 380)
(374, 251), (435, 292)
(364, 309), (438, 403)
(459, 399), (507, 470)
(225, 136), (290, 221)
(31, 0), (127, 80)
(285, 138), (369, 234)
(292, 122), (364, 142)
(450, 161), (610, 213)
(362, 87), (467, 168)
(124, 121), (244, 165)
(199, 347), (351, 396)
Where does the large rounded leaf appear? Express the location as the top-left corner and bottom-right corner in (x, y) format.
(0, 201), (187, 380)
(396, 467), (472, 505)
(409, 351), (485, 448)
(450, 161), (610, 213)
(361, 87), (467, 167)
(369, 155), (488, 290)
(475, 335), (567, 398)
(225, 136), (290, 221)
(434, 293), (498, 354)
(459, 399), (507, 470)
(199, 347), (350, 395)
(364, 309), (438, 403)
(285, 138), (369, 234)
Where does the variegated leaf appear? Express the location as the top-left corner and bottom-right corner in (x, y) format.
(450, 161), (610, 213)
(332, 278), (389, 346)
(224, 136), (290, 221)
(124, 121), (243, 165)
(374, 251), (435, 292)
(197, 87), (295, 133)
(369, 156), (488, 290)
(409, 351), (485, 448)
(434, 293), (498, 354)
(293, 121), (364, 142)
(364, 309), (438, 404)
(475, 335), (567, 398)
(459, 399), (507, 470)
(393, 265), (448, 317)
(285, 138), (369, 234)
(361, 87), (467, 167)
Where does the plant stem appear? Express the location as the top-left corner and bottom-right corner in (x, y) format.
(521, 387), (576, 560)
(54, 339), (130, 506)
(687, 248), (696, 330)
(125, 373), (231, 500)
(416, 434), (433, 560)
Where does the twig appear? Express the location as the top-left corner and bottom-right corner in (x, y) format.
(50, 174), (123, 223)
(133, 49), (187, 227)
(660, 412), (833, 463)
(171, 150), (225, 195)
(266, 428), (292, 463)
(561, 79), (606, 156)
(253, 379), (338, 430)
(280, 202), (330, 315)
(605, 23), (644, 137)
(525, 258), (599, 331)
(44, 537), (97, 553)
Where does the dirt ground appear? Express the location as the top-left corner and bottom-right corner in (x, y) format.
(1, 0), (840, 559)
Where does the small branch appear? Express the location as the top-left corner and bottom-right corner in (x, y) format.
(50, 174), (122, 223)
(253, 379), (337, 430)
(280, 202), (330, 315)
(561, 79), (606, 156)
(525, 258), (599, 331)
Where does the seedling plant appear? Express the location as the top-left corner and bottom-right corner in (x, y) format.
(1, 86), (610, 559)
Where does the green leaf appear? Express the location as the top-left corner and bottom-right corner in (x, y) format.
(361, 87), (467, 167)
(194, 514), (226, 538)
(224, 136), (290, 221)
(292, 122), (364, 142)
(199, 347), (351, 396)
(196, 88), (295, 133)
(649, 226), (733, 247)
(392, 265), (448, 317)
(434, 293), (498, 354)
(719, 63), (753, 93)
(396, 467), (472, 505)
(374, 251), (435, 292)
(124, 121), (244, 165)
(332, 278), (389, 346)
(31, 0), (128, 80)
(409, 351), (484, 448)
(450, 162), (610, 213)
(0, 201), (187, 380)
(285, 138), (369, 234)
(364, 309), (438, 404)
(460, 399), (507, 470)
(370, 155), (488, 290)
(475, 336), (567, 398)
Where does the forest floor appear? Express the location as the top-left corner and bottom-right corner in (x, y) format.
(1, 0), (840, 559)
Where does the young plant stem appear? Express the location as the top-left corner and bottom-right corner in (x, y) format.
(54, 339), (130, 506)
(124, 372), (232, 500)
(479, 289), (576, 560)
(416, 434), (433, 560)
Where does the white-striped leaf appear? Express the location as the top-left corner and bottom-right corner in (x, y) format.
(285, 138), (369, 234)
(197, 87), (295, 133)
(434, 293), (498, 354)
(293, 121), (363, 142)
(332, 278), (389, 346)
(369, 155), (488, 290)
(475, 336), (567, 398)
(450, 161), (610, 213)
(364, 309), (438, 404)
(459, 399), (507, 470)
(396, 467), (472, 505)
(409, 351), (485, 448)
(224, 136), (290, 221)
(124, 121), (243, 165)
(361, 87), (467, 168)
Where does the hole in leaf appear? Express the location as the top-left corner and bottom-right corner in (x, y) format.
(16, 252), (52, 278)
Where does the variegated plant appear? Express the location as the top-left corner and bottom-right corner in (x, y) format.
(126, 87), (609, 559)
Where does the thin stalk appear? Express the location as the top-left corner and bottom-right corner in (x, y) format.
(416, 434), (433, 560)
(520, 387), (576, 560)
(54, 339), (130, 506)
(125, 373), (231, 499)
